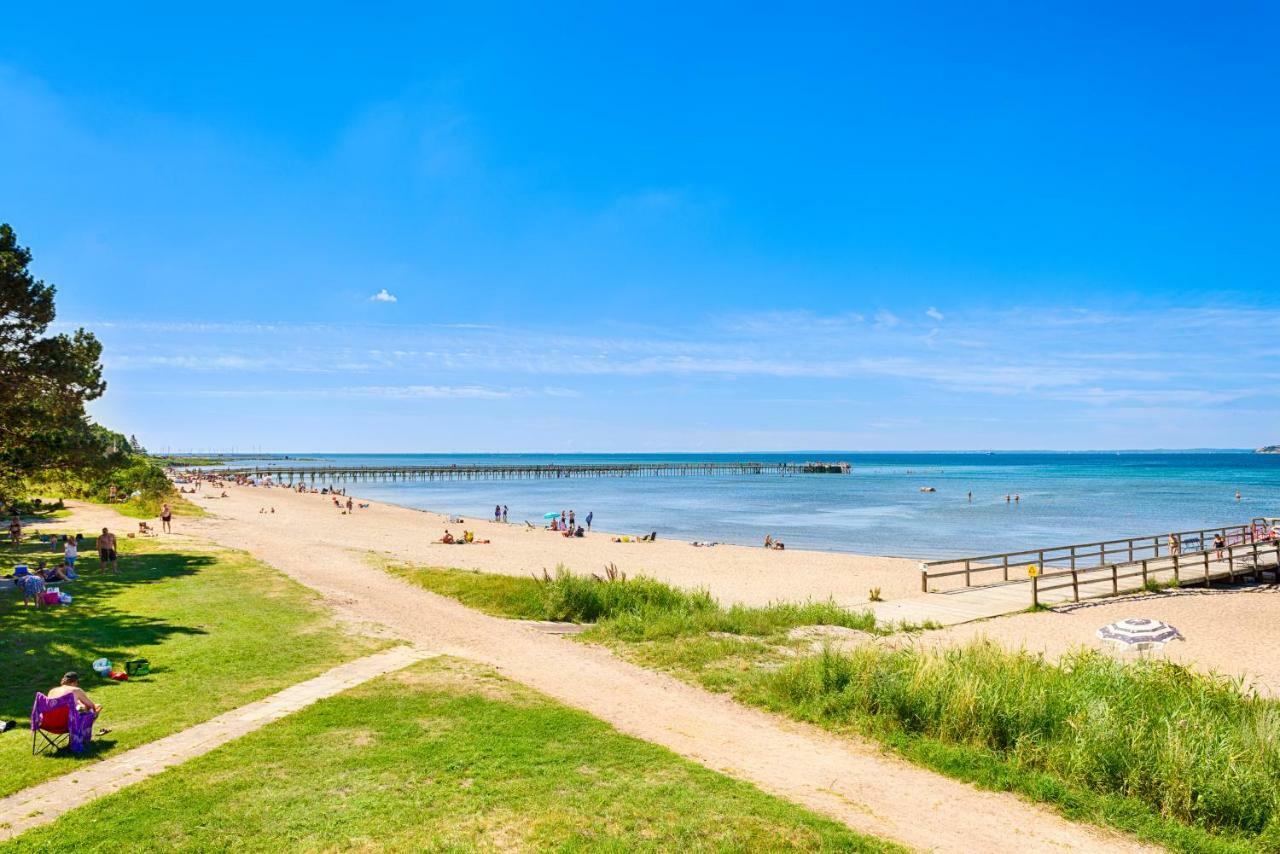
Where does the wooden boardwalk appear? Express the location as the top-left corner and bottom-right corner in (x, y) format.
(873, 537), (1280, 627)
(209, 460), (850, 482)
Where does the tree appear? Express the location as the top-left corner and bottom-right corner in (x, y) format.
(0, 223), (108, 501)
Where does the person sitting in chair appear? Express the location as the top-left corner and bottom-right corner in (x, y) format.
(48, 672), (102, 718)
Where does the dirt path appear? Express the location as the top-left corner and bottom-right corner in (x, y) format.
(60, 495), (1153, 852)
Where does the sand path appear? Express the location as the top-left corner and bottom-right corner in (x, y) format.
(85, 486), (1147, 853)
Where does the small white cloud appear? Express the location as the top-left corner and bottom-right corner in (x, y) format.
(370, 288), (398, 303)
(874, 310), (900, 328)
(926, 307), (944, 321)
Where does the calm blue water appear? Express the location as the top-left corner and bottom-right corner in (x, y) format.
(217, 453), (1280, 559)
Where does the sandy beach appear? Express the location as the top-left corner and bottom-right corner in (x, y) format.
(151, 482), (1276, 696)
(183, 482), (929, 606)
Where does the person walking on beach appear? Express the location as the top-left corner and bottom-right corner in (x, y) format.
(160, 503), (173, 533)
(502, 505), (508, 523)
(494, 504), (502, 523)
(97, 528), (119, 574)
(1168, 533), (1180, 556)
(1213, 532), (1226, 559)
(585, 510), (592, 531)
(560, 510), (567, 529)
(568, 510), (575, 529)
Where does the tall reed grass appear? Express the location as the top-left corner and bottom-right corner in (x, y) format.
(536, 567), (878, 640)
(759, 640), (1280, 841)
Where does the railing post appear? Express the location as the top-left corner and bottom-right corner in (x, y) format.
(1112, 563), (1118, 595)
(1141, 558), (1148, 587)
(1203, 550), (1211, 587)
(1227, 545), (1236, 583)
(1254, 541), (1262, 582)
(964, 559), (971, 586)
(1002, 554), (1009, 581)
(920, 562), (929, 593)
(1071, 568), (1079, 602)
(1127, 539), (1134, 562)
(1032, 572), (1039, 609)
(1070, 546), (1076, 571)
(1173, 552), (1180, 583)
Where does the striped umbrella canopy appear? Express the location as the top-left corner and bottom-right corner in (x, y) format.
(1096, 618), (1183, 649)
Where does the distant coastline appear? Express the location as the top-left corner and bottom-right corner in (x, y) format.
(1259, 446), (1280, 454)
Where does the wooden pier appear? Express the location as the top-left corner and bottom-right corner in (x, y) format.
(211, 460), (851, 483)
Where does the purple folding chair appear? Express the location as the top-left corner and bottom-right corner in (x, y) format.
(30, 692), (97, 755)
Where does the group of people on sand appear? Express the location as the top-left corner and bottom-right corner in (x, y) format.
(763, 534), (786, 551)
(436, 529), (490, 545)
(548, 509), (591, 534)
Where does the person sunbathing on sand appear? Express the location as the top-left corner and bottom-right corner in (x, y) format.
(438, 530), (455, 544)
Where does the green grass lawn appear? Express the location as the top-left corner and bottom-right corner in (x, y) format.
(387, 562), (1276, 854)
(0, 658), (899, 853)
(0, 534), (385, 797)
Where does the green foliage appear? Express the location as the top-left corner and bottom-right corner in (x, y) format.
(0, 224), (107, 503)
(0, 537), (385, 796)
(2, 659), (900, 853)
(389, 563), (879, 641)
(753, 641), (1280, 848)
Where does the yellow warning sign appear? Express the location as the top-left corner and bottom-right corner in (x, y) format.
(1027, 564), (1040, 578)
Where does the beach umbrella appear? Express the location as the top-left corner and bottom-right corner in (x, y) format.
(543, 512), (560, 520)
(1096, 618), (1183, 650)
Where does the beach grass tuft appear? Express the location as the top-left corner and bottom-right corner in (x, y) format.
(389, 563), (880, 640)
(749, 640), (1280, 850)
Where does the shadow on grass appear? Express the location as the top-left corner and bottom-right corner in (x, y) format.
(1, 544), (214, 723)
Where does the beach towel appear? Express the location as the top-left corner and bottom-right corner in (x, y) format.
(30, 692), (97, 754)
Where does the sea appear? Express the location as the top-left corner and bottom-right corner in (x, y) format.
(210, 452), (1280, 560)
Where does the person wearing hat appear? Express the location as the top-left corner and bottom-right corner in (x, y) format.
(47, 672), (103, 717)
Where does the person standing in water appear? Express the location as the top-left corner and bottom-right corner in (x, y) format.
(585, 511), (593, 531)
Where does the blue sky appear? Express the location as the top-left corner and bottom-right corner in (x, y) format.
(3, 3), (1277, 451)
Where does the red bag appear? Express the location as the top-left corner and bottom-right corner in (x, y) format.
(42, 591), (60, 605)
(108, 670), (129, 681)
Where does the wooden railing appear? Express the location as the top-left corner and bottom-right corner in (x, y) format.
(920, 522), (1261, 592)
(1024, 538), (1280, 607)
